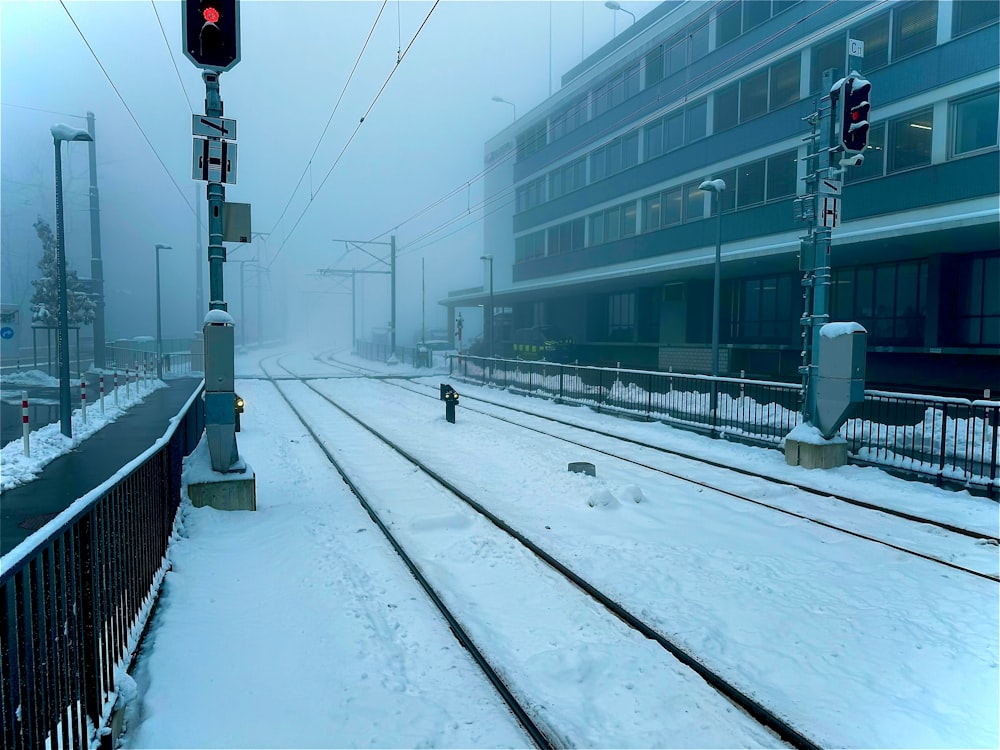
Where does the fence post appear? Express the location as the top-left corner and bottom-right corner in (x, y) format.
(937, 402), (948, 487)
(100, 375), (105, 415)
(647, 373), (653, 418)
(989, 400), (999, 498)
(114, 370), (120, 407)
(559, 365), (564, 403)
(126, 368), (131, 398)
(81, 377), (87, 424)
(22, 391), (30, 457)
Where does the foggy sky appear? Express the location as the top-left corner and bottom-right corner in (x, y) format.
(1, 0), (658, 348)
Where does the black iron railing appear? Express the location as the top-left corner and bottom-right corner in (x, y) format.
(105, 346), (204, 377)
(450, 356), (999, 499)
(354, 341), (434, 368)
(0, 383), (204, 749)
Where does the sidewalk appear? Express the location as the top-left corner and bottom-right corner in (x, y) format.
(0, 378), (201, 556)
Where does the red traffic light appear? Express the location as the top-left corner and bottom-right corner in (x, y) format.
(203, 6), (220, 22)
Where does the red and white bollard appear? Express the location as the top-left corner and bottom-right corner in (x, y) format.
(126, 368), (132, 398)
(100, 374), (106, 415)
(22, 391), (30, 457)
(114, 370), (120, 407)
(81, 377), (87, 424)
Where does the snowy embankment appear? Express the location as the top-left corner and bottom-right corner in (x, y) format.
(0, 377), (167, 492)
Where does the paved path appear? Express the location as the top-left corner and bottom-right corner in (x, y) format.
(0, 378), (201, 556)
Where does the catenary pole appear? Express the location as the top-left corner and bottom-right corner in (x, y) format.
(86, 112), (106, 370)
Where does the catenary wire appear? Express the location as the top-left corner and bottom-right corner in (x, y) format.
(149, 0), (196, 113)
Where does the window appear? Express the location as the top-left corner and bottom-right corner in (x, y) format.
(623, 203), (637, 236)
(515, 231), (546, 262)
(645, 120), (664, 159)
(740, 69), (769, 121)
(833, 260), (928, 344)
(624, 63), (640, 100)
(516, 176), (546, 212)
(645, 46), (664, 88)
(623, 132), (639, 168)
(588, 202), (635, 245)
(590, 212), (605, 245)
(766, 149), (798, 199)
(953, 0), (1000, 36)
(608, 293), (636, 339)
(737, 160), (766, 207)
(951, 89), (999, 156)
(729, 274), (798, 342)
(667, 37), (686, 76)
(715, 83), (740, 133)
(516, 121), (547, 160)
(607, 207), (621, 241)
(811, 35), (844, 94)
(690, 24), (709, 62)
(888, 108), (932, 173)
(852, 13), (889, 71)
(547, 218), (585, 256)
(955, 253), (1000, 346)
(590, 132), (639, 183)
(663, 188), (682, 226)
(686, 100), (707, 142)
(644, 193), (662, 231)
(893, 1), (937, 60)
(717, 168), (737, 213)
(743, 0), (771, 32)
(845, 122), (885, 182)
(770, 56), (800, 108)
(593, 81), (612, 117)
(591, 149), (607, 182)
(717, 1), (742, 46)
(666, 111), (684, 150)
(684, 182), (705, 220)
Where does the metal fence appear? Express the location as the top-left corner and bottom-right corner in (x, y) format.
(0, 383), (205, 749)
(450, 356), (999, 499)
(354, 341), (434, 368)
(105, 346), (204, 377)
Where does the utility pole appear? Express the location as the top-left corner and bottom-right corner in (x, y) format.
(390, 234), (397, 354)
(85, 112), (106, 370)
(330, 237), (395, 358)
(195, 184), (205, 331)
(421, 256), (426, 344)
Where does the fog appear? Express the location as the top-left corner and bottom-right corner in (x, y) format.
(2, 0), (658, 352)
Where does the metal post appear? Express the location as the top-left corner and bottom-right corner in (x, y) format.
(421, 257), (426, 345)
(155, 245), (163, 379)
(710, 190), (723, 414)
(81, 376), (87, 424)
(22, 391), (29, 457)
(53, 139), (72, 438)
(195, 184), (205, 330)
(255, 261), (262, 346)
(86, 112), (106, 370)
(239, 260), (246, 348)
(488, 263), (495, 359)
(351, 268), (357, 350)
(390, 235), (397, 354)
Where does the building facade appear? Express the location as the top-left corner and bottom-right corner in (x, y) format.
(445, 0), (999, 395)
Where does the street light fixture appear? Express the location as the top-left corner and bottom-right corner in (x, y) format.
(699, 178), (727, 416)
(480, 255), (495, 359)
(491, 96), (516, 120)
(604, 0), (635, 35)
(154, 243), (173, 379)
(51, 124), (94, 438)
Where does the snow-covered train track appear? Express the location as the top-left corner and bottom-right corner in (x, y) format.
(262, 355), (812, 749)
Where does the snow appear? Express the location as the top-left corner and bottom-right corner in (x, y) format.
(204, 309), (234, 325)
(0, 368), (60, 387)
(820, 321), (865, 338)
(785, 421), (846, 445)
(116, 348), (999, 749)
(0, 378), (168, 492)
(50, 123), (90, 141)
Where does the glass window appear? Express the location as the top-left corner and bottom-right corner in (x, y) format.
(608, 139), (623, 174)
(690, 24), (709, 61)
(953, 0), (1000, 36)
(852, 13), (889, 71)
(845, 122), (885, 182)
(645, 47), (664, 88)
(811, 34), (844, 94)
(666, 111), (685, 150)
(547, 226), (560, 255)
(889, 108), (932, 172)
(644, 194), (662, 231)
(606, 207), (621, 241)
(558, 222), (572, 255)
(770, 56), (800, 108)
(594, 82), (610, 116)
(738, 160), (766, 207)
(740, 69), (769, 121)
(773, 1), (801, 14)
(956, 253), (1000, 345)
(623, 203), (637, 236)
(715, 83), (740, 132)
(623, 132), (639, 168)
(951, 89), (999, 156)
(717, 1), (742, 46)
(591, 149), (606, 182)
(684, 182), (705, 221)
(717, 168), (737, 213)
(766, 149), (798, 199)
(743, 0), (771, 31)
(590, 213), (605, 245)
(624, 63), (640, 99)
(664, 188), (683, 225)
(646, 120), (664, 159)
(686, 100), (707, 142)
(667, 37), (686, 75)
(893, 1), (937, 60)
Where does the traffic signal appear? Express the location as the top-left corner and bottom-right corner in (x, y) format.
(183, 0), (240, 72)
(839, 74), (871, 153)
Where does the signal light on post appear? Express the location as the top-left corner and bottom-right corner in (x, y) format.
(839, 73), (871, 154)
(183, 0), (240, 72)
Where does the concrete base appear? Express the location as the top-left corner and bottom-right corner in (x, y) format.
(785, 438), (848, 469)
(188, 472), (257, 511)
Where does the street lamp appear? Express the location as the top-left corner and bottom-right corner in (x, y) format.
(491, 96), (516, 120)
(699, 178), (727, 415)
(605, 1), (635, 35)
(154, 243), (172, 379)
(480, 255), (495, 359)
(51, 124), (93, 438)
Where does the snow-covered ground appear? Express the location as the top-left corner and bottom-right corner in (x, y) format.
(0, 375), (168, 492)
(121, 347), (999, 749)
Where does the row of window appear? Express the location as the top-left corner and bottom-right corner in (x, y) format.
(515, 0), (997, 160)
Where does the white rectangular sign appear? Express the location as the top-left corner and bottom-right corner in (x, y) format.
(192, 115), (237, 140)
(821, 196), (841, 228)
(849, 38), (865, 57)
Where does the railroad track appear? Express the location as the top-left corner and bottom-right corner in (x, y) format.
(261, 353), (815, 749)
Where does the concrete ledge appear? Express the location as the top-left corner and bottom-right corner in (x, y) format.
(188, 473), (257, 511)
(785, 438), (848, 469)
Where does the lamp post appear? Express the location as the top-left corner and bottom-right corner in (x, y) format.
(480, 255), (495, 358)
(699, 178), (727, 415)
(51, 124), (93, 439)
(604, 1), (635, 35)
(154, 243), (172, 379)
(491, 96), (516, 120)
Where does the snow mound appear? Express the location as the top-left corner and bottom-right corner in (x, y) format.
(2, 369), (60, 387)
(618, 484), (646, 504)
(587, 489), (619, 509)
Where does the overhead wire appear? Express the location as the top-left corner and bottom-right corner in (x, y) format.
(149, 0), (196, 114)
